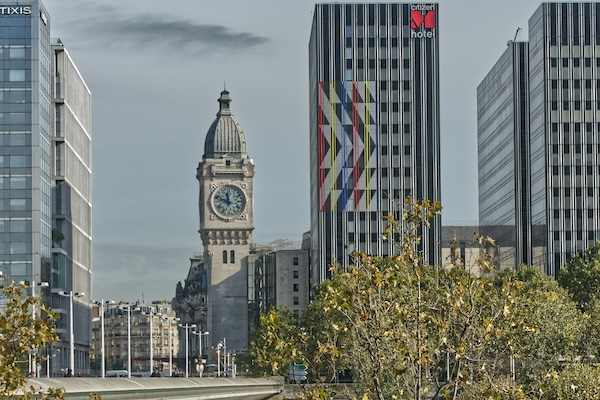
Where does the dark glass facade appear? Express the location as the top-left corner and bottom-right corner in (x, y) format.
(309, 3), (441, 285)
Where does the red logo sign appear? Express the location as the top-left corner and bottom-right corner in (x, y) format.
(410, 5), (436, 38)
(411, 10), (435, 29)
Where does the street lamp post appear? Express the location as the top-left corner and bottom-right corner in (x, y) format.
(26, 280), (48, 376)
(142, 307), (162, 374)
(216, 342), (222, 377)
(59, 290), (85, 376)
(92, 300), (114, 378)
(164, 316), (180, 377)
(45, 347), (59, 378)
(178, 323), (196, 378)
(119, 304), (140, 378)
(192, 330), (209, 377)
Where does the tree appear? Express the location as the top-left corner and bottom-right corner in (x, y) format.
(558, 241), (600, 312)
(0, 276), (63, 399)
(300, 281), (348, 383)
(246, 198), (594, 399)
(246, 306), (306, 377)
(496, 267), (583, 384)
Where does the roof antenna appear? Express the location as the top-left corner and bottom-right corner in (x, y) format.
(513, 27), (521, 42)
(224, 81), (227, 91)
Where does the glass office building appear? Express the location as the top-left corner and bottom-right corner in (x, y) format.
(309, 3), (441, 284)
(0, 1), (92, 376)
(0, 1), (52, 286)
(478, 2), (600, 276)
(477, 41), (531, 270)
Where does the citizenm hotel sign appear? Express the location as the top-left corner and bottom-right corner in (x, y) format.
(410, 4), (436, 39)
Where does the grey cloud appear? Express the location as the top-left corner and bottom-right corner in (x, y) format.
(71, 11), (269, 56)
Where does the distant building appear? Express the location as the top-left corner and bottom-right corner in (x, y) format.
(175, 242), (311, 360)
(91, 301), (180, 375)
(248, 245), (310, 330)
(478, 2), (600, 275)
(308, 3), (442, 286)
(0, 0), (91, 377)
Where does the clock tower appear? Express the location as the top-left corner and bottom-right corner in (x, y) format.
(197, 90), (254, 353)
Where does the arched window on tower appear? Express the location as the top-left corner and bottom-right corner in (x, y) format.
(230, 250), (235, 263)
(223, 250), (228, 263)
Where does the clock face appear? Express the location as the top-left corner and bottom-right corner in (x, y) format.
(212, 185), (246, 217)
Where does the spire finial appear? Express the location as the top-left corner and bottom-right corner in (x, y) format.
(217, 89), (232, 116)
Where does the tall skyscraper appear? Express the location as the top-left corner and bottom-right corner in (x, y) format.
(0, 0), (91, 376)
(477, 41), (531, 270)
(309, 3), (441, 285)
(478, 2), (600, 276)
(51, 39), (92, 376)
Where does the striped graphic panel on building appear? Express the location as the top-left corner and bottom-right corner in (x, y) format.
(318, 81), (378, 213)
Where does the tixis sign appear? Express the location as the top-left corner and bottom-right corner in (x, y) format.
(0, 6), (32, 15)
(410, 4), (436, 39)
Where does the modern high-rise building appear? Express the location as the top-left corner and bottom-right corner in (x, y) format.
(477, 41), (531, 270)
(0, 0), (91, 376)
(309, 3), (441, 285)
(51, 38), (92, 376)
(478, 2), (600, 276)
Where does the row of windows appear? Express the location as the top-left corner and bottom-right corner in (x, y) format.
(222, 250), (235, 264)
(551, 57), (600, 67)
(551, 166), (600, 175)
(346, 58), (412, 69)
(553, 231), (598, 240)
(551, 144), (600, 153)
(381, 146), (411, 156)
(550, 100), (600, 110)
(0, 155), (31, 167)
(0, 176), (30, 189)
(0, 69), (28, 81)
(553, 187), (599, 196)
(553, 209), (599, 218)
(0, 16), (31, 27)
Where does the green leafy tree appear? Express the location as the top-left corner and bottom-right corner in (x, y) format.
(540, 364), (600, 400)
(558, 241), (600, 312)
(300, 281), (348, 383)
(498, 267), (583, 384)
(246, 198), (594, 400)
(246, 306), (306, 377)
(0, 276), (63, 399)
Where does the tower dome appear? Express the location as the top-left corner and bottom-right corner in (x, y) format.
(203, 90), (247, 159)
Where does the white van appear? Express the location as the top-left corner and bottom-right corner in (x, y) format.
(106, 370), (128, 378)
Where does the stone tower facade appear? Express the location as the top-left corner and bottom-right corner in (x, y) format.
(197, 90), (254, 353)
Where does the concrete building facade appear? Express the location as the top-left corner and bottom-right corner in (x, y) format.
(196, 90), (254, 354)
(309, 3), (442, 286)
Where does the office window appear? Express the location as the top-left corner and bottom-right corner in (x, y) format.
(230, 250), (235, 263)
(222, 250), (227, 263)
(293, 296), (299, 305)
(293, 284), (299, 292)
(293, 270), (299, 279)
(9, 70), (25, 81)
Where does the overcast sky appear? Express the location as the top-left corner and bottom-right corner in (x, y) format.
(42, 0), (545, 303)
